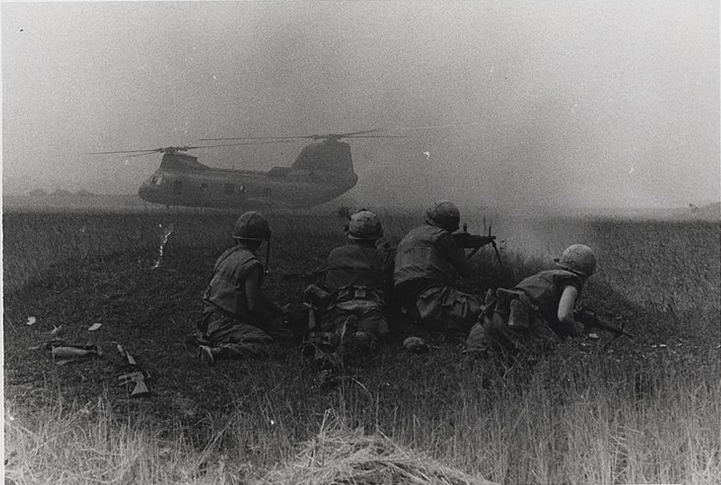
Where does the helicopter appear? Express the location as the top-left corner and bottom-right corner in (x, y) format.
(91, 130), (401, 209)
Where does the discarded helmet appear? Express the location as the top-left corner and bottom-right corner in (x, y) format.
(425, 201), (460, 232)
(232, 211), (271, 241)
(347, 210), (383, 240)
(555, 244), (596, 277)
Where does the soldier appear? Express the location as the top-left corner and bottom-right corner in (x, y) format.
(303, 210), (394, 369)
(465, 244), (597, 357)
(393, 201), (482, 333)
(195, 211), (288, 365)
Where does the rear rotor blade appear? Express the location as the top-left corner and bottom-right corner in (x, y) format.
(86, 149), (163, 155)
(197, 140), (298, 148)
(198, 136), (300, 142)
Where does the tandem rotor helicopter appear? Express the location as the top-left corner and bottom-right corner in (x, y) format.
(90, 129), (402, 209)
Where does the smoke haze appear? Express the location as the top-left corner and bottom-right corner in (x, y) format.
(3, 1), (719, 211)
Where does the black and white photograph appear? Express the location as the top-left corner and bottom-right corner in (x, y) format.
(3, 1), (719, 483)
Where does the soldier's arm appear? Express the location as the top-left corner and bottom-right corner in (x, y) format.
(438, 233), (471, 278)
(245, 266), (263, 314)
(557, 285), (581, 336)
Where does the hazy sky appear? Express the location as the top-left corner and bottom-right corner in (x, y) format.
(2, 1), (719, 210)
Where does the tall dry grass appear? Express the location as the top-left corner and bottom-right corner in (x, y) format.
(4, 210), (720, 484)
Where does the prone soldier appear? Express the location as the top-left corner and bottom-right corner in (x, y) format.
(465, 244), (598, 358)
(303, 210), (394, 370)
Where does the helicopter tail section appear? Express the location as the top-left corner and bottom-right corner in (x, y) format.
(291, 141), (353, 173)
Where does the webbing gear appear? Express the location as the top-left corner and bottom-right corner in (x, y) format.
(495, 287), (536, 330)
(334, 286), (371, 303)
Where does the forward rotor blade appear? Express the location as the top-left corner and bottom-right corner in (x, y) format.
(126, 152), (159, 159)
(200, 128), (392, 143)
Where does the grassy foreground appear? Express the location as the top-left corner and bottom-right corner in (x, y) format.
(3, 209), (720, 484)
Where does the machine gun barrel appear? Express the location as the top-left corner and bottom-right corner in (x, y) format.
(452, 224), (503, 268)
(574, 307), (635, 339)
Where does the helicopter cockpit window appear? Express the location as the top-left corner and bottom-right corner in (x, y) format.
(224, 183), (235, 195)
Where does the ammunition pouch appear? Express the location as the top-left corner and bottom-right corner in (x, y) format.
(490, 287), (539, 331)
(332, 286), (381, 305)
(303, 284), (332, 309)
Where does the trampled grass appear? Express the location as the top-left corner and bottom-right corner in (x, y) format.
(3, 208), (720, 484)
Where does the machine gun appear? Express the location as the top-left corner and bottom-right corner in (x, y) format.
(573, 307), (635, 340)
(117, 344), (150, 398)
(452, 223), (504, 268)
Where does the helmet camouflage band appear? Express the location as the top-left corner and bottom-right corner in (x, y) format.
(347, 210), (383, 240)
(232, 211), (271, 241)
(555, 244), (596, 277)
(425, 200), (460, 232)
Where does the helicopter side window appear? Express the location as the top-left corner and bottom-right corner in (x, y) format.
(173, 181), (183, 195)
(224, 183), (235, 195)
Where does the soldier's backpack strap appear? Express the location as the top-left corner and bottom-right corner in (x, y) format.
(495, 287), (525, 300)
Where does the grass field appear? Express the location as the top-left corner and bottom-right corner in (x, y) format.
(3, 207), (720, 484)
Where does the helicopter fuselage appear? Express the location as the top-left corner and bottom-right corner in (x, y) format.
(138, 143), (358, 209)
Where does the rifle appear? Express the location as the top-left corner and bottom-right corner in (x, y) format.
(573, 307), (635, 340)
(280, 268), (327, 281)
(117, 344), (150, 398)
(452, 223), (504, 268)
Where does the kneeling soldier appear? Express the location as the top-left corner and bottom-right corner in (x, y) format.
(195, 211), (288, 365)
(304, 210), (394, 370)
(465, 244), (596, 358)
(393, 201), (483, 334)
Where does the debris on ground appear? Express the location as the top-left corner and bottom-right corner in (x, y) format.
(403, 336), (430, 353)
(51, 344), (103, 365)
(258, 417), (496, 485)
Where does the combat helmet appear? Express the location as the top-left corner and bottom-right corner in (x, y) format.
(347, 210), (383, 240)
(555, 244), (596, 277)
(425, 201), (460, 232)
(232, 211), (271, 241)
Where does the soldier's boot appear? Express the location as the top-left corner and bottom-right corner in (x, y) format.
(336, 315), (360, 361)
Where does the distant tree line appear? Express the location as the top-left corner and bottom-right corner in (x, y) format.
(28, 188), (96, 197)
